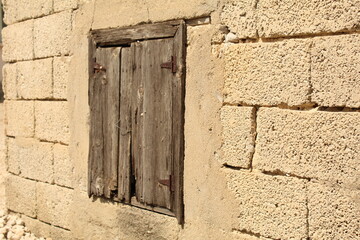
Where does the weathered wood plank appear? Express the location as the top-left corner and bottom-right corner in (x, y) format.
(89, 47), (121, 198)
(88, 37), (96, 197)
(132, 42), (144, 203)
(92, 21), (180, 47)
(172, 20), (186, 224)
(118, 46), (133, 203)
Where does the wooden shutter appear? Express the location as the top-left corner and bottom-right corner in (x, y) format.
(89, 47), (121, 198)
(89, 20), (185, 224)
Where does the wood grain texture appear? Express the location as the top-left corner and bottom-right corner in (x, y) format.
(118, 46), (133, 202)
(89, 47), (121, 198)
(92, 21), (181, 47)
(172, 20), (186, 224)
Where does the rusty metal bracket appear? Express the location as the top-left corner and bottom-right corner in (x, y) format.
(160, 56), (177, 73)
(94, 63), (106, 73)
(158, 175), (173, 192)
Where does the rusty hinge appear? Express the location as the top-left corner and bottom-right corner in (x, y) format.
(160, 56), (177, 73)
(94, 63), (106, 73)
(158, 175), (174, 192)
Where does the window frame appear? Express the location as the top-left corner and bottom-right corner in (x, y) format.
(87, 20), (185, 224)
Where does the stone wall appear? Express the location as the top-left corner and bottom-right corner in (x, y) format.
(2, 0), (359, 239)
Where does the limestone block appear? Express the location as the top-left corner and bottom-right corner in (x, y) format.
(2, 20), (34, 62)
(34, 11), (72, 58)
(36, 182), (73, 229)
(3, 64), (17, 100)
(257, 0), (360, 37)
(53, 57), (70, 99)
(54, 0), (78, 12)
(220, 106), (255, 168)
(5, 101), (34, 137)
(224, 40), (311, 106)
(54, 144), (73, 188)
(6, 175), (36, 217)
(308, 181), (360, 240)
(253, 108), (360, 186)
(221, 0), (258, 39)
(17, 59), (53, 99)
(3, 0), (52, 24)
(35, 101), (70, 144)
(8, 138), (53, 183)
(22, 215), (73, 240)
(6, 138), (20, 175)
(311, 34), (360, 108)
(226, 170), (307, 239)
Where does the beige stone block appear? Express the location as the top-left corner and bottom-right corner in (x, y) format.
(17, 59), (53, 99)
(253, 108), (360, 186)
(54, 0), (78, 12)
(92, 0), (217, 29)
(7, 138), (20, 175)
(6, 175), (36, 217)
(220, 106), (255, 168)
(226, 170), (307, 239)
(311, 34), (360, 108)
(53, 57), (70, 99)
(224, 40), (311, 106)
(8, 138), (53, 183)
(22, 215), (73, 240)
(71, 191), (179, 240)
(5, 101), (34, 137)
(257, 0), (360, 37)
(54, 144), (73, 188)
(3, 64), (17, 99)
(3, 0), (52, 24)
(221, 0), (258, 39)
(36, 182), (73, 229)
(34, 11), (72, 58)
(35, 101), (70, 144)
(308, 181), (360, 240)
(2, 20), (34, 62)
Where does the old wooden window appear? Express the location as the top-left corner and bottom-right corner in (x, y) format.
(88, 21), (185, 224)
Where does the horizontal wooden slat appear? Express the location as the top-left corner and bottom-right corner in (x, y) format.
(92, 20), (181, 46)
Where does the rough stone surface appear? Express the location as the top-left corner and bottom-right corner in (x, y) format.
(54, 0), (78, 12)
(225, 170), (308, 239)
(6, 138), (20, 175)
(5, 101), (34, 137)
(34, 11), (72, 58)
(22, 215), (72, 240)
(36, 182), (73, 229)
(220, 106), (255, 168)
(221, 0), (257, 39)
(7, 138), (53, 183)
(17, 59), (53, 99)
(3, 0), (52, 24)
(2, 20), (34, 62)
(311, 34), (360, 108)
(253, 108), (360, 186)
(53, 144), (73, 188)
(2, 64), (17, 100)
(257, 0), (360, 37)
(35, 101), (70, 144)
(308, 181), (360, 240)
(224, 40), (311, 106)
(6, 175), (36, 217)
(53, 57), (70, 100)
(71, 191), (180, 240)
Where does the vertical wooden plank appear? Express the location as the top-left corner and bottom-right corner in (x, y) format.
(133, 42), (144, 203)
(89, 47), (121, 198)
(172, 21), (186, 224)
(88, 37), (96, 197)
(118, 46), (133, 202)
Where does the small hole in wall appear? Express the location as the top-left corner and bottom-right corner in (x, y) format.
(209, 127), (213, 132)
